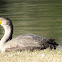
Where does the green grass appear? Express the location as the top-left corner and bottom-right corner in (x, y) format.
(0, 49), (62, 62)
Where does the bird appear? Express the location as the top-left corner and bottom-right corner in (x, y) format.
(0, 17), (58, 53)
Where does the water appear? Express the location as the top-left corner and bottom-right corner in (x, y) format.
(0, 0), (62, 45)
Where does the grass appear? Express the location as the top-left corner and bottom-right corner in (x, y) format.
(0, 49), (62, 62)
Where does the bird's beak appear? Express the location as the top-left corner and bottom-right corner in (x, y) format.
(0, 20), (2, 24)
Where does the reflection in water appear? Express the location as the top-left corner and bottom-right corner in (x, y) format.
(0, 0), (62, 45)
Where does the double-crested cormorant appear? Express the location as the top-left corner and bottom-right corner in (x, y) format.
(0, 17), (58, 53)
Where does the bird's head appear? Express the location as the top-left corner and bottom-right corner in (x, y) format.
(0, 17), (12, 26)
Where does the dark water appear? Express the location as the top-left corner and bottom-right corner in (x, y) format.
(0, 0), (62, 45)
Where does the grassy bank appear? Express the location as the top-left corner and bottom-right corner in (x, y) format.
(0, 49), (62, 62)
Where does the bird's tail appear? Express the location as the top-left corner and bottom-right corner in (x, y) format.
(47, 39), (58, 49)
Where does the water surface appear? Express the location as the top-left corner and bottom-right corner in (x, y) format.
(0, 0), (62, 45)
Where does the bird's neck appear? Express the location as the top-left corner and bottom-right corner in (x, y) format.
(1, 25), (13, 45)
